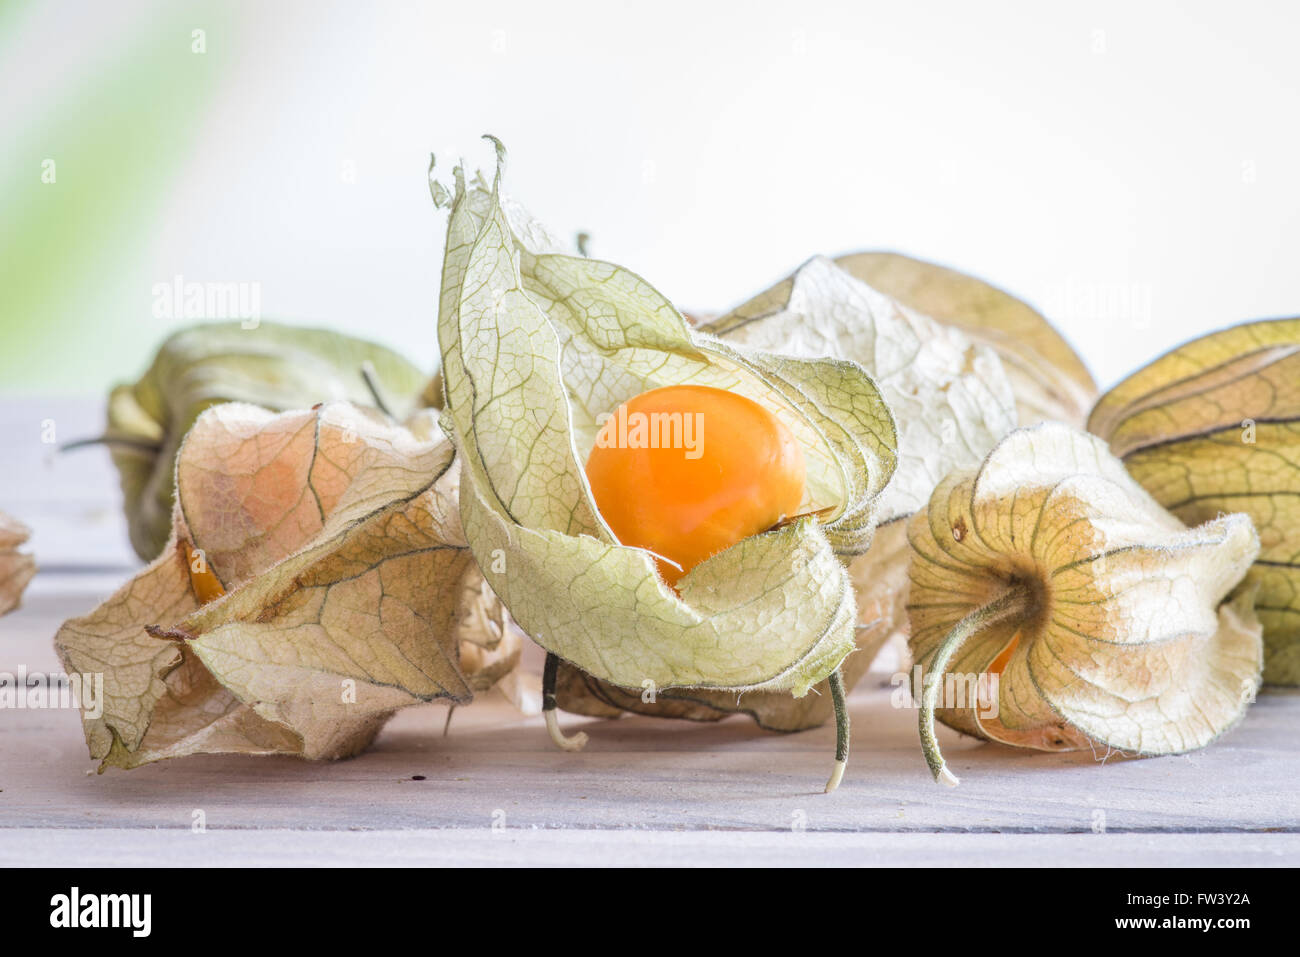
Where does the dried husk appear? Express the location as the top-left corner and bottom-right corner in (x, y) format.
(102, 322), (429, 560)
(55, 402), (501, 769)
(0, 512), (36, 617)
(908, 423), (1262, 783)
(1089, 318), (1300, 684)
(436, 144), (898, 715)
(560, 255), (1020, 729)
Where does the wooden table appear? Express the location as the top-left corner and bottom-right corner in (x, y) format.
(2, 399), (1297, 866)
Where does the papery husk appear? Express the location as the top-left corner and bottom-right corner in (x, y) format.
(436, 143), (897, 706)
(908, 422), (1262, 775)
(1089, 318), (1300, 685)
(103, 322), (429, 560)
(55, 402), (498, 769)
(558, 252), (1019, 729)
(835, 251), (1097, 426)
(0, 512), (37, 617)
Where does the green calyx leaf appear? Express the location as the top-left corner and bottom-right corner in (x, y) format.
(435, 144), (896, 696)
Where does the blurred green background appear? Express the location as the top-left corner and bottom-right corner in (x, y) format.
(2, 3), (246, 392)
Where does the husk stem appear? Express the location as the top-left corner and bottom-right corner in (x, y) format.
(61, 436), (162, 454)
(359, 361), (395, 418)
(542, 652), (588, 751)
(918, 583), (1031, 787)
(825, 667), (849, 793)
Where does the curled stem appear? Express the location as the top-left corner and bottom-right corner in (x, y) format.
(542, 652), (588, 752)
(825, 667), (849, 793)
(919, 584), (1030, 787)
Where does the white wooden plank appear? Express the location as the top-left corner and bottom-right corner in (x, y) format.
(3, 584), (1298, 851)
(0, 397), (138, 570)
(2, 828), (1296, 868)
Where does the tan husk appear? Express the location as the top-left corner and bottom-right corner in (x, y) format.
(1088, 317), (1300, 685)
(0, 512), (37, 617)
(907, 423), (1262, 784)
(54, 401), (505, 770)
(834, 251), (1097, 426)
(102, 322), (429, 561)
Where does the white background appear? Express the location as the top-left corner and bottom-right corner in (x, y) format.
(6, 0), (1300, 391)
